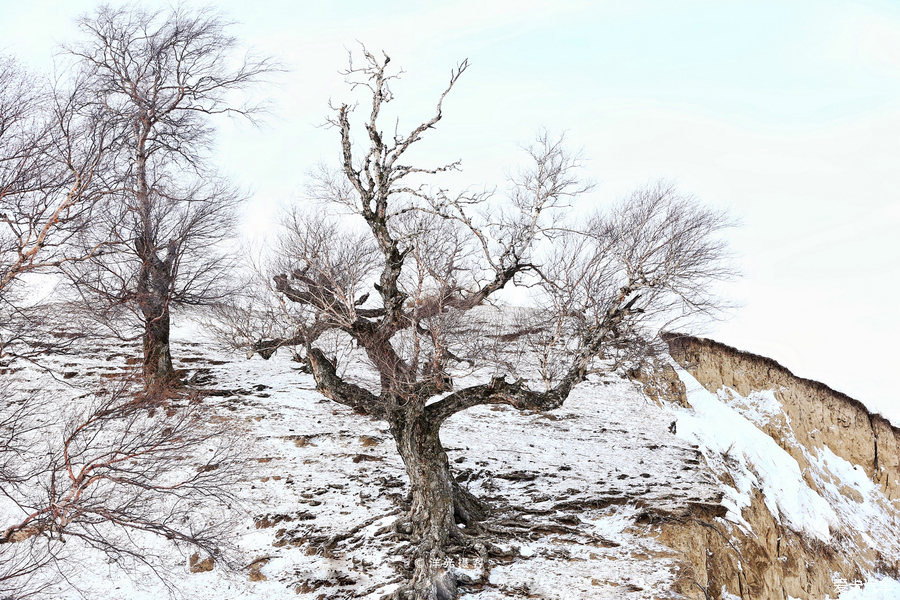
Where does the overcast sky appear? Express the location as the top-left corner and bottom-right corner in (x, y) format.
(3, 0), (899, 420)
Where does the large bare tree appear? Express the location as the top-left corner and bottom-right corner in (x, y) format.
(220, 50), (735, 600)
(62, 5), (275, 386)
(0, 57), (248, 598)
(1, 14), (268, 594)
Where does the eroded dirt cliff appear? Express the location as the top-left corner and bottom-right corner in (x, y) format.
(665, 333), (900, 499)
(655, 333), (900, 600)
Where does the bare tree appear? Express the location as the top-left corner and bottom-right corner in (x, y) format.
(0, 382), (246, 598)
(61, 4), (276, 387)
(0, 56), (117, 362)
(0, 57), (54, 295)
(0, 48), (251, 598)
(220, 50), (735, 599)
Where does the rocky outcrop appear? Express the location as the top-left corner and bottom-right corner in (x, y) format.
(656, 333), (900, 600)
(657, 490), (848, 600)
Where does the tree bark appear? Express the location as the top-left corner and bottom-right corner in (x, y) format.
(134, 141), (175, 387)
(141, 302), (174, 386)
(390, 408), (479, 600)
(136, 246), (176, 386)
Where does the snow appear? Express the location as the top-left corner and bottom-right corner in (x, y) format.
(3, 314), (899, 598)
(671, 365), (838, 541)
(834, 578), (900, 600)
(2, 316), (730, 599)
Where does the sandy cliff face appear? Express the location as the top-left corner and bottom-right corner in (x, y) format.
(657, 491), (847, 600)
(655, 333), (900, 600)
(664, 333), (900, 500)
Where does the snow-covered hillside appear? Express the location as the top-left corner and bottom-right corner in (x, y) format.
(2, 320), (898, 599)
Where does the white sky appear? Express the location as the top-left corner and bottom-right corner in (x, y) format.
(2, 0), (899, 420)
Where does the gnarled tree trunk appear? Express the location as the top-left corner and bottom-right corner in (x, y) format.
(141, 302), (174, 386)
(135, 242), (176, 387)
(390, 407), (484, 600)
